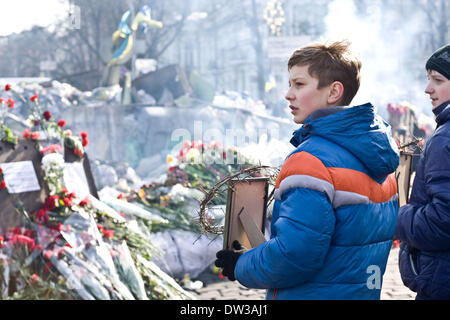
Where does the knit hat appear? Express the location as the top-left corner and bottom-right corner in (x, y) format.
(426, 44), (450, 80)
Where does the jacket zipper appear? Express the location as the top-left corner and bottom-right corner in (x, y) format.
(409, 253), (418, 276)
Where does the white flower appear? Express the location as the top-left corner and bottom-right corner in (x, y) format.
(41, 153), (65, 175)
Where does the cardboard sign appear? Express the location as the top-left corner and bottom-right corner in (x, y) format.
(223, 177), (268, 250)
(0, 140), (49, 233)
(64, 148), (99, 199)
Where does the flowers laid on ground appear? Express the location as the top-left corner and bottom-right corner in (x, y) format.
(0, 93), (197, 299)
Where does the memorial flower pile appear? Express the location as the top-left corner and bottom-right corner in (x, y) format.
(0, 169), (195, 300)
(1, 109), (195, 300)
(2, 84), (88, 158)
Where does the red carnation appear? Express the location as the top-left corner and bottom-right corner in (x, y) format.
(23, 128), (31, 139)
(10, 234), (35, 249)
(57, 119), (66, 127)
(43, 110), (51, 121)
(6, 98), (14, 109)
(44, 195), (59, 210)
(82, 137), (89, 147)
(24, 229), (34, 238)
(79, 198), (89, 207)
(30, 273), (40, 285)
(0, 180), (6, 189)
(4, 84), (11, 91)
(12, 226), (22, 235)
(97, 225), (104, 233)
(73, 148), (84, 157)
(63, 197), (73, 207)
(80, 131), (88, 139)
(30, 94), (38, 102)
(103, 229), (114, 239)
(0, 167), (3, 174)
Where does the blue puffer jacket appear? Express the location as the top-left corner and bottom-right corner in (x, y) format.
(396, 101), (450, 300)
(234, 103), (400, 300)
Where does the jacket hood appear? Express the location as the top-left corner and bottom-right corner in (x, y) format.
(290, 103), (399, 182)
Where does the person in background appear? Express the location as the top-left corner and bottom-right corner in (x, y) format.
(215, 40), (399, 299)
(396, 44), (450, 300)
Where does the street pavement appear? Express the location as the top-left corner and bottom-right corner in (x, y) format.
(191, 246), (416, 300)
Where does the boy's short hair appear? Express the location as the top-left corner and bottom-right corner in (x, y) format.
(288, 40), (362, 106)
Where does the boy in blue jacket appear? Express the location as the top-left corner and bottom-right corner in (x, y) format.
(215, 40), (400, 299)
(396, 44), (450, 300)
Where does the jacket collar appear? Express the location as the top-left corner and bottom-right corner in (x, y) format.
(290, 106), (349, 147)
(434, 100), (450, 127)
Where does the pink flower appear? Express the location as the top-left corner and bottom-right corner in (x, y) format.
(31, 131), (41, 140)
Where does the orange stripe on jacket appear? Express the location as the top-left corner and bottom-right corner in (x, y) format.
(275, 152), (333, 188)
(276, 151), (397, 203)
(328, 168), (397, 203)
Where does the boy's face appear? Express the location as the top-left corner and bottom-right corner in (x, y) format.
(425, 70), (450, 109)
(285, 65), (331, 124)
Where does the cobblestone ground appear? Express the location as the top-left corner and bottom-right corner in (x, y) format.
(191, 247), (416, 300)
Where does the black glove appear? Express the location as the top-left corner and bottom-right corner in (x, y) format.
(214, 240), (244, 281)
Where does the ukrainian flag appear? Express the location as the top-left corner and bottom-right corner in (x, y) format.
(265, 73), (276, 92)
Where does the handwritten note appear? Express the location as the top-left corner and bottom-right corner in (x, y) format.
(63, 162), (90, 199)
(0, 161), (41, 194)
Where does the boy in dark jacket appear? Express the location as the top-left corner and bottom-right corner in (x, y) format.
(215, 40), (399, 299)
(396, 44), (450, 300)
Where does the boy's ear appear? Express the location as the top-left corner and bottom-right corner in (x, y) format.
(328, 81), (344, 105)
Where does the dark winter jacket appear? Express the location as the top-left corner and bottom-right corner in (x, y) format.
(235, 103), (399, 299)
(396, 100), (450, 299)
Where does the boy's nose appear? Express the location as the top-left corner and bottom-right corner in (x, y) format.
(425, 82), (434, 94)
(285, 88), (294, 101)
